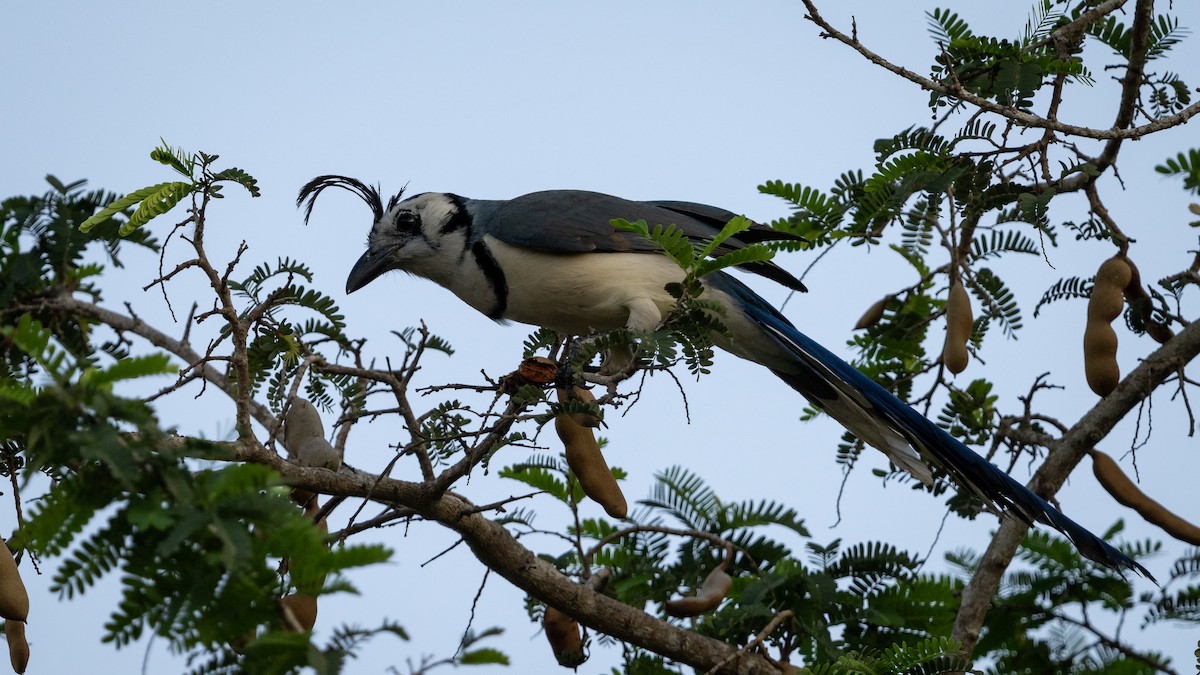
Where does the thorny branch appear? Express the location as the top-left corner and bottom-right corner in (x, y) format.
(798, 0), (1200, 143)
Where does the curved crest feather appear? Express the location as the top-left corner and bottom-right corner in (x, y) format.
(296, 175), (406, 225)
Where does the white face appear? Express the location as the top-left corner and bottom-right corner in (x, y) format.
(370, 193), (460, 247)
(349, 192), (467, 292)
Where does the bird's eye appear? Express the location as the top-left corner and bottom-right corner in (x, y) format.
(394, 210), (420, 231)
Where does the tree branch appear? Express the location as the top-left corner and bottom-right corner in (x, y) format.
(218, 437), (781, 674)
(799, 0), (1200, 141)
(952, 318), (1200, 657)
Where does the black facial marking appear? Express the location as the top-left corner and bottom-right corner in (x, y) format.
(471, 240), (508, 320)
(440, 194), (472, 235)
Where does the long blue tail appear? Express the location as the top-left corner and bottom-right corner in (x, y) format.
(707, 272), (1151, 579)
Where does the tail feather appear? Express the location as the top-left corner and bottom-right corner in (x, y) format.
(707, 272), (1152, 579)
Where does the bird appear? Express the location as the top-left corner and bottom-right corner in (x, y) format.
(297, 175), (1150, 578)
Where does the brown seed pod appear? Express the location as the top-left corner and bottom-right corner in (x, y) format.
(1088, 256), (1132, 321)
(290, 486), (318, 509)
(665, 566), (734, 618)
(518, 356), (558, 384)
(1090, 449), (1200, 546)
(853, 296), (889, 330)
(1121, 257), (1175, 345)
(1083, 322), (1120, 396)
(542, 606), (585, 668)
(284, 399), (325, 461)
(556, 386), (600, 428)
(5, 621), (27, 674)
(296, 436), (341, 471)
(0, 539), (28, 623)
(941, 278), (972, 375)
(555, 415), (626, 519)
(279, 593), (318, 632)
(304, 497), (329, 535)
(1083, 256), (1132, 396)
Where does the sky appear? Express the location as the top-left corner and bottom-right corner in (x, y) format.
(3, 2), (1198, 673)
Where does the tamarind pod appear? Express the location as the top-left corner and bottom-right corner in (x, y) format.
(1087, 256), (1132, 322)
(1145, 320), (1174, 344)
(296, 436), (341, 471)
(1083, 256), (1131, 396)
(279, 593), (318, 632)
(5, 621), (27, 674)
(665, 567), (733, 618)
(284, 399), (325, 461)
(304, 498), (330, 536)
(1083, 321), (1120, 396)
(1090, 450), (1200, 546)
(555, 386), (600, 428)
(554, 415), (626, 518)
(941, 279), (972, 375)
(542, 606), (585, 667)
(0, 540), (28, 623)
(1121, 258), (1175, 344)
(853, 296), (889, 330)
(290, 486), (317, 509)
(517, 356), (558, 384)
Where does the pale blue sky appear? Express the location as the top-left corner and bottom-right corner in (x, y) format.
(3, 2), (1197, 673)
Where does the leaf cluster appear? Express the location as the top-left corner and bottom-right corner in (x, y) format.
(1, 316), (389, 671)
(229, 257), (358, 411)
(0, 176), (158, 376)
(79, 141), (261, 237)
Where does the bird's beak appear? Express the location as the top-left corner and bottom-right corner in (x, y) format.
(346, 247), (392, 294)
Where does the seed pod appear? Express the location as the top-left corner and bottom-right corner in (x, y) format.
(542, 606), (585, 668)
(1083, 256), (1132, 396)
(665, 566), (734, 618)
(555, 386), (600, 428)
(941, 278), (972, 375)
(296, 436), (341, 471)
(5, 621), (27, 674)
(1121, 258), (1174, 345)
(554, 415), (626, 518)
(304, 498), (329, 535)
(1090, 449), (1200, 546)
(284, 399), (325, 461)
(518, 357), (558, 384)
(1083, 322), (1120, 396)
(279, 594), (318, 632)
(290, 486), (317, 509)
(853, 296), (889, 330)
(0, 539), (28, 623)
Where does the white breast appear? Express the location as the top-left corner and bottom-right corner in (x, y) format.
(483, 237), (686, 335)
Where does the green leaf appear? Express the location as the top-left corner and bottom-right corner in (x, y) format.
(459, 647), (511, 665)
(499, 464), (572, 503)
(1156, 148), (1200, 194)
(120, 181), (192, 235)
(149, 141), (193, 177)
(78, 181), (179, 232)
(696, 214), (753, 259)
(211, 167), (261, 197)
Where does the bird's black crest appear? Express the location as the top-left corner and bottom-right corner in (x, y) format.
(296, 175), (407, 225)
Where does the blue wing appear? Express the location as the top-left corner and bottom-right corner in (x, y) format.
(475, 190), (807, 292)
(705, 271), (1152, 578)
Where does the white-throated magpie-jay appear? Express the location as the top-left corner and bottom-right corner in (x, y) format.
(298, 175), (1149, 578)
